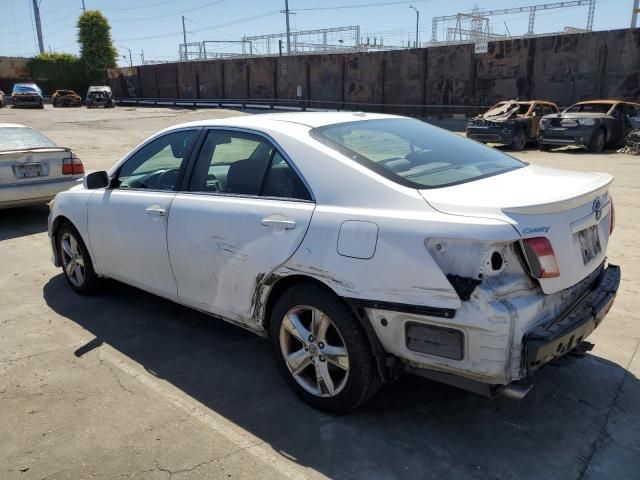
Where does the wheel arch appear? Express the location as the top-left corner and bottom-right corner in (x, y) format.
(260, 273), (395, 382)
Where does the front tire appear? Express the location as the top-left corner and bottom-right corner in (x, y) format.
(270, 284), (381, 413)
(57, 223), (100, 295)
(588, 129), (605, 153)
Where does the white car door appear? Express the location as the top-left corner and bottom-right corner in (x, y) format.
(168, 129), (315, 324)
(87, 128), (201, 301)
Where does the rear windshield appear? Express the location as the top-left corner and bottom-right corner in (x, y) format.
(565, 103), (612, 114)
(0, 127), (56, 151)
(310, 118), (525, 188)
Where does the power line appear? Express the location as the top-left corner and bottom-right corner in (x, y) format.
(110, 0), (225, 23)
(101, 0), (176, 12)
(293, 0), (432, 12)
(116, 10), (280, 42)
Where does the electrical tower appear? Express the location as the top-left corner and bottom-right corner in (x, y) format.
(432, 0), (597, 43)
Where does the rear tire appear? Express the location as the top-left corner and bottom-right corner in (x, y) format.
(57, 223), (101, 295)
(588, 129), (605, 153)
(269, 284), (381, 413)
(539, 142), (551, 152)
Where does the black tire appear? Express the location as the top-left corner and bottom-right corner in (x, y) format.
(38, 103), (44, 109)
(57, 223), (101, 295)
(269, 283), (381, 413)
(588, 128), (605, 153)
(510, 128), (527, 151)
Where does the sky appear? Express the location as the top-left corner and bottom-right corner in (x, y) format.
(0, 0), (634, 65)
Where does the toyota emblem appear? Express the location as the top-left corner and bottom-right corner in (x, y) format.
(593, 198), (603, 221)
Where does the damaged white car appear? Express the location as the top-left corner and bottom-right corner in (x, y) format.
(48, 112), (620, 412)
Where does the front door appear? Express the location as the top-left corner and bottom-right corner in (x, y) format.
(87, 128), (201, 301)
(168, 129), (315, 324)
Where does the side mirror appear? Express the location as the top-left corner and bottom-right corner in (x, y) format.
(83, 170), (110, 189)
(630, 116), (640, 129)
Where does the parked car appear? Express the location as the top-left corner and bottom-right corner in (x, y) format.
(52, 89), (82, 107)
(538, 100), (640, 152)
(466, 100), (559, 150)
(86, 86), (115, 108)
(48, 112), (619, 412)
(0, 123), (84, 209)
(12, 83), (44, 109)
(0, 90), (4, 108)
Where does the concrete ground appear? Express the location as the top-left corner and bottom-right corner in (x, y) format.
(1, 105), (639, 480)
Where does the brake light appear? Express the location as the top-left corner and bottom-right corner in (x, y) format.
(522, 237), (560, 278)
(610, 199), (615, 235)
(62, 154), (84, 175)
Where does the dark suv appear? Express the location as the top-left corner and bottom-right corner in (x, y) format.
(538, 100), (640, 153)
(466, 100), (559, 150)
(12, 83), (44, 109)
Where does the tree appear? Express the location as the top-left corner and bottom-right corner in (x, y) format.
(77, 10), (117, 80)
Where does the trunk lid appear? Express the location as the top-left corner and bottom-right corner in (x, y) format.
(0, 148), (73, 185)
(420, 165), (613, 294)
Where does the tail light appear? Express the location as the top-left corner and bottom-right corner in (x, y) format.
(62, 154), (84, 175)
(610, 198), (615, 235)
(522, 237), (560, 278)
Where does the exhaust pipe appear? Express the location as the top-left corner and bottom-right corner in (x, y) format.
(497, 382), (532, 400)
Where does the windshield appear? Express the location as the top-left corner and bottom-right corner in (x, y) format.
(311, 118), (525, 189)
(12, 84), (41, 95)
(0, 127), (56, 151)
(565, 103), (612, 114)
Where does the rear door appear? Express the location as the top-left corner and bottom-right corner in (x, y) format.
(87, 128), (201, 301)
(168, 128), (315, 324)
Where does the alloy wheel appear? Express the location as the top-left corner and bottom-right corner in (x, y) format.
(60, 232), (86, 287)
(279, 305), (350, 398)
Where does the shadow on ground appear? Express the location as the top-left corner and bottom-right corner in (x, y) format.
(43, 274), (638, 480)
(0, 204), (49, 241)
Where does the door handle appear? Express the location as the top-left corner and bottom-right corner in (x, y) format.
(145, 206), (167, 216)
(261, 216), (296, 230)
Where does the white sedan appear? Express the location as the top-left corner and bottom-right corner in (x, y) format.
(48, 112), (620, 412)
(1, 123), (84, 209)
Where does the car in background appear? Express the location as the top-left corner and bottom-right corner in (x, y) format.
(48, 112), (619, 412)
(52, 89), (82, 107)
(466, 100), (559, 150)
(0, 90), (4, 108)
(12, 83), (44, 109)
(86, 86), (115, 108)
(0, 123), (84, 209)
(538, 100), (640, 153)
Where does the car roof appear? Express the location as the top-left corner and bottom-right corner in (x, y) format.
(574, 100), (640, 107)
(172, 111), (401, 132)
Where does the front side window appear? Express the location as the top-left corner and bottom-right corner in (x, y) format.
(117, 129), (199, 191)
(189, 130), (311, 200)
(311, 118), (525, 189)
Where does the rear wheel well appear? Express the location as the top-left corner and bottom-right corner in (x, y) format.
(262, 274), (395, 382)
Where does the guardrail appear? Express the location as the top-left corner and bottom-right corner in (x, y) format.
(115, 97), (493, 117)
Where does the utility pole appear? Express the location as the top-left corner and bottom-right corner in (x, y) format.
(409, 5), (419, 48)
(284, 0), (291, 55)
(140, 50), (145, 66)
(633, 0), (640, 28)
(82, 0), (86, 11)
(32, 0), (44, 54)
(121, 46), (132, 67)
(182, 15), (188, 61)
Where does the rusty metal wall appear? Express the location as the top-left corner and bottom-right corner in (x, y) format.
(104, 28), (640, 110)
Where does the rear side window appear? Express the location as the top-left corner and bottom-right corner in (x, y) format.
(189, 130), (311, 200)
(311, 118), (524, 189)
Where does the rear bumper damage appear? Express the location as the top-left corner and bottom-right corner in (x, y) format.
(365, 263), (620, 399)
(524, 263), (620, 374)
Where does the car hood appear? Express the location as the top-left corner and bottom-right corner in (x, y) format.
(543, 112), (610, 120)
